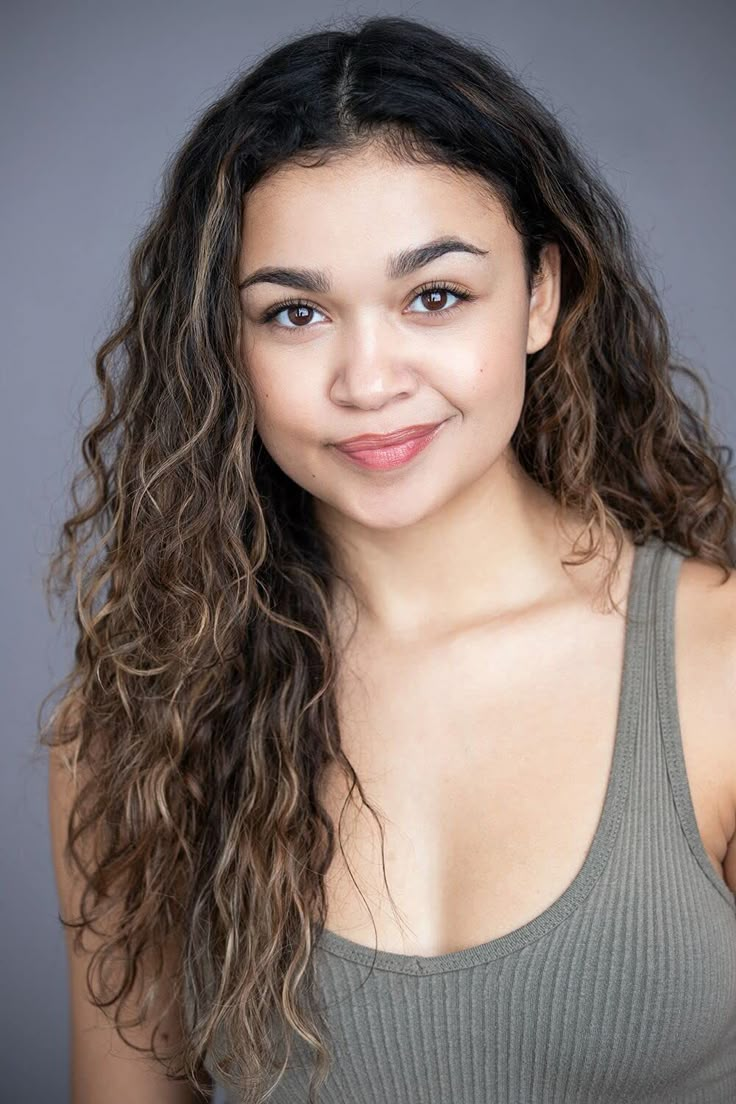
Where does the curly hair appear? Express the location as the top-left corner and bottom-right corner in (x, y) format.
(38, 12), (736, 1104)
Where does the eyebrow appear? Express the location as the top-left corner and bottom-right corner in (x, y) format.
(237, 235), (490, 294)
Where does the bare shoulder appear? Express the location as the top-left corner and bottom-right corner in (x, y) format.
(678, 551), (736, 645)
(676, 552), (736, 891)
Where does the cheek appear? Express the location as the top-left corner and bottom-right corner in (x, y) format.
(247, 366), (325, 476)
(242, 339), (311, 434)
(452, 300), (528, 396)
(451, 332), (527, 414)
(475, 356), (527, 439)
(255, 384), (318, 445)
(447, 331), (527, 455)
(252, 404), (321, 492)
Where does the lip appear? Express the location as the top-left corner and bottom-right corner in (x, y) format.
(334, 421), (445, 452)
(332, 419), (449, 471)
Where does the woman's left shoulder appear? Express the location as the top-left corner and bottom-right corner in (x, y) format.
(677, 552), (736, 889)
(676, 552), (736, 731)
(677, 551), (736, 647)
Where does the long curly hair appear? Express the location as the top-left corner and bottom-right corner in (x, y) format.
(38, 13), (736, 1104)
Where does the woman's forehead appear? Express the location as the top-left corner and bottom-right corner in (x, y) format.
(239, 156), (509, 275)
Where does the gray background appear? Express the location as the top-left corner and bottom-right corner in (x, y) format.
(2, 1), (734, 1100)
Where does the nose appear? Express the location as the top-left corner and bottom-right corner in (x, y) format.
(329, 320), (420, 409)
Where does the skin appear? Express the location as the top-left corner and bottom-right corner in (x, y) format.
(235, 143), (736, 939)
(47, 145), (736, 1094)
(236, 141), (602, 647)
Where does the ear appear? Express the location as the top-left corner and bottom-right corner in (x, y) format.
(526, 242), (561, 356)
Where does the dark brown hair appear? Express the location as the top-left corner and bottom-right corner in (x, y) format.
(38, 13), (736, 1103)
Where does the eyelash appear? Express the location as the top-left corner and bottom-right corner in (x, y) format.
(258, 280), (476, 331)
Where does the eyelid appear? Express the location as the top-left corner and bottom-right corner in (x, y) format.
(258, 279), (476, 329)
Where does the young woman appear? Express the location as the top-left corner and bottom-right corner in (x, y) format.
(43, 14), (736, 1104)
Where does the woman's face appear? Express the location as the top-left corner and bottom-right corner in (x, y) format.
(237, 145), (559, 532)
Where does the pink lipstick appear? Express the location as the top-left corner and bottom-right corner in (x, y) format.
(333, 420), (448, 470)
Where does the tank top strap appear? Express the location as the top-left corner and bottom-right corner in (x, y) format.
(637, 533), (736, 906)
(614, 535), (666, 744)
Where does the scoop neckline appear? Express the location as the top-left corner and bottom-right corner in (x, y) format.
(315, 535), (658, 975)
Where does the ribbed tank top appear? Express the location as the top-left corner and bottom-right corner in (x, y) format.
(213, 534), (736, 1103)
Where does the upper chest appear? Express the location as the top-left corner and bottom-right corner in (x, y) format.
(319, 548), (736, 958)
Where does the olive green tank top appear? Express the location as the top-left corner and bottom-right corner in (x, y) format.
(212, 534), (736, 1102)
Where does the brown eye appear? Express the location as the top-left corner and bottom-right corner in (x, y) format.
(284, 304), (315, 327)
(260, 281), (475, 333)
(419, 287), (452, 310)
(408, 282), (474, 316)
(261, 299), (326, 329)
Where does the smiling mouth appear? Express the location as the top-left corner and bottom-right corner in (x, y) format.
(334, 421), (445, 452)
(331, 419), (449, 471)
